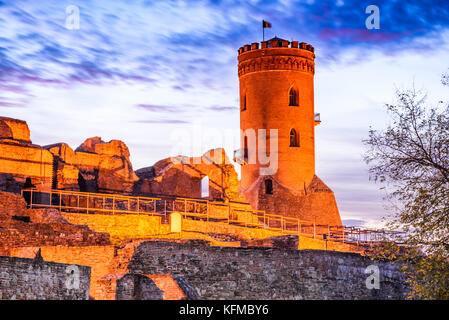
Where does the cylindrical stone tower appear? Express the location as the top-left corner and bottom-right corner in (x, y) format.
(238, 37), (320, 194)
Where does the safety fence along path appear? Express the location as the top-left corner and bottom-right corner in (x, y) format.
(21, 188), (404, 245)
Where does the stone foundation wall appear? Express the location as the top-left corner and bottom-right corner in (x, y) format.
(0, 255), (90, 300)
(128, 241), (409, 300)
(244, 175), (342, 226)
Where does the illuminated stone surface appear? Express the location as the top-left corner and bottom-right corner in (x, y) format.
(238, 40), (341, 225)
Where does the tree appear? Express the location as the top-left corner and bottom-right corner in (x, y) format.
(363, 71), (449, 299)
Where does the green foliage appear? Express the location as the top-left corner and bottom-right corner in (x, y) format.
(371, 242), (449, 299)
(364, 71), (449, 299)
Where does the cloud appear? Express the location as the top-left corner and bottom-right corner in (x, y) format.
(136, 104), (178, 112)
(2, 0), (448, 97)
(133, 119), (189, 124)
(208, 105), (238, 112)
(0, 101), (24, 108)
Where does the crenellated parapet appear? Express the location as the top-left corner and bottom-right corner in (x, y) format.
(238, 38), (315, 77)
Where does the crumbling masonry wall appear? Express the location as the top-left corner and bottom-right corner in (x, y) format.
(0, 256), (90, 300)
(128, 241), (409, 300)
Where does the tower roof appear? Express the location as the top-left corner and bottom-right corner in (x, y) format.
(267, 36), (288, 42)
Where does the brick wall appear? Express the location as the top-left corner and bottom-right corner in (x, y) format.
(0, 255), (90, 300)
(128, 240), (409, 300)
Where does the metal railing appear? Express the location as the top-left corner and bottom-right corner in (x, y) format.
(22, 188), (161, 215)
(21, 188), (404, 245)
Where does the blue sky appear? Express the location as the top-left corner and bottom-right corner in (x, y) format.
(1, 0), (449, 227)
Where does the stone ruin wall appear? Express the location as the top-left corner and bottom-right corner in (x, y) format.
(0, 117), (139, 195)
(0, 191), (110, 256)
(5, 239), (409, 300)
(134, 148), (245, 202)
(8, 242), (200, 300)
(0, 117), (31, 143)
(128, 240), (409, 300)
(45, 137), (139, 194)
(0, 255), (90, 300)
(0, 117), (243, 203)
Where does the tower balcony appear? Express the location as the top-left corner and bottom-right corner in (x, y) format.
(233, 148), (247, 165)
(314, 113), (321, 126)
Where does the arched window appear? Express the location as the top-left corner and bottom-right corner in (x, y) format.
(289, 88), (298, 106)
(241, 94), (247, 111)
(265, 179), (273, 194)
(290, 129), (299, 147)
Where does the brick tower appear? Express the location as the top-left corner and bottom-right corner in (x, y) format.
(237, 37), (342, 226)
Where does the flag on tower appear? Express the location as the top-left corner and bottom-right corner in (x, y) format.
(262, 20), (271, 41)
(262, 20), (272, 28)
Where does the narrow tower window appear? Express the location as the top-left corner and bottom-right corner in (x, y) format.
(290, 129), (299, 147)
(241, 94), (247, 111)
(289, 88), (298, 106)
(244, 136), (248, 160)
(265, 179), (273, 194)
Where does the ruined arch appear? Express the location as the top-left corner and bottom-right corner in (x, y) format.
(201, 175), (209, 198)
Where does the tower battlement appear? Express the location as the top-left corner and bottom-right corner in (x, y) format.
(238, 39), (314, 55)
(237, 38), (315, 77)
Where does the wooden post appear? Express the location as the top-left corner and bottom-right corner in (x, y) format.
(313, 223), (316, 239)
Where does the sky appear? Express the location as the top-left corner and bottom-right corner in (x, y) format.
(1, 0), (449, 228)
